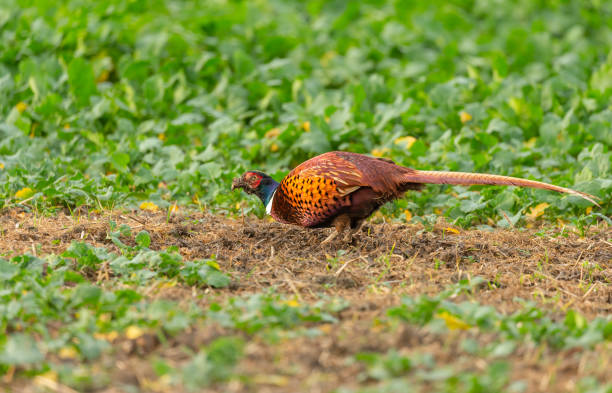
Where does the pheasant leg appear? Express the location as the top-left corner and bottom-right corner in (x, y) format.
(321, 214), (350, 245)
(343, 219), (366, 242)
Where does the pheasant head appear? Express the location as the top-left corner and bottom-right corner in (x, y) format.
(232, 171), (279, 208)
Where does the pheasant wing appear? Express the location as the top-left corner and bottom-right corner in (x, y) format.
(291, 152), (366, 196)
(291, 151), (418, 196)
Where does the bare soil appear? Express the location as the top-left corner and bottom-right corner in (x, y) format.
(1, 208), (611, 393)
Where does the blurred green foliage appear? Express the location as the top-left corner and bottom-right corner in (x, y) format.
(0, 0), (610, 225)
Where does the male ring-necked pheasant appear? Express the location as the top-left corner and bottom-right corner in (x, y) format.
(232, 151), (598, 243)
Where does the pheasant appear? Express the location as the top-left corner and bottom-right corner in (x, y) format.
(231, 151), (598, 243)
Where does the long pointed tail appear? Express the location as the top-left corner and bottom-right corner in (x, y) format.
(403, 170), (600, 206)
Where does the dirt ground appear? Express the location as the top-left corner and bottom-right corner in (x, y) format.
(1, 208), (611, 393)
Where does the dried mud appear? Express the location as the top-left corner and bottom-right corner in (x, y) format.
(1, 208), (611, 393)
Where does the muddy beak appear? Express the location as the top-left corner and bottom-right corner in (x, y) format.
(231, 177), (245, 191)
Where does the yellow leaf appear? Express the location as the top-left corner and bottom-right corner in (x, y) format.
(157, 280), (177, 289)
(459, 111), (472, 123)
(124, 83), (136, 112)
(15, 187), (34, 200)
(139, 201), (159, 211)
(371, 148), (390, 157)
(320, 50), (337, 67)
(270, 143), (279, 152)
(302, 121), (310, 132)
(370, 318), (389, 333)
(373, 211), (384, 221)
(404, 209), (412, 221)
(34, 370), (58, 384)
(125, 325), (144, 340)
(253, 374), (290, 386)
(394, 136), (416, 149)
(58, 346), (79, 359)
(526, 202), (549, 219)
(508, 97), (523, 115)
(141, 375), (172, 391)
(34, 371), (59, 389)
(444, 227), (460, 234)
(16, 101), (27, 113)
(94, 331), (118, 342)
(524, 137), (537, 149)
(265, 127), (280, 138)
(283, 298), (300, 308)
(437, 311), (471, 330)
(467, 65), (479, 79)
(207, 260), (221, 270)
(96, 69), (110, 83)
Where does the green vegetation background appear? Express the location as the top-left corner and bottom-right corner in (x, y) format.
(0, 0), (611, 226)
(1, 1), (611, 391)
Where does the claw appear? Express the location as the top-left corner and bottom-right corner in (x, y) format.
(321, 231), (338, 245)
(321, 214), (351, 245)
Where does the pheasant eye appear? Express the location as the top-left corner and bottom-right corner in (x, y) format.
(245, 173), (262, 187)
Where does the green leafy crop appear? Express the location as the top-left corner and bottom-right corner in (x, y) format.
(0, 0), (609, 227)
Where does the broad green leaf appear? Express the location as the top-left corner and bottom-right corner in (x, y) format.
(0, 260), (19, 281)
(111, 152), (130, 172)
(68, 57), (97, 107)
(0, 334), (44, 365)
(135, 230), (151, 248)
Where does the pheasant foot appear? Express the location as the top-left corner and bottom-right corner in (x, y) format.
(342, 219), (365, 243)
(321, 214), (350, 245)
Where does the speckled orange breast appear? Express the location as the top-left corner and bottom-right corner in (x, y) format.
(269, 174), (352, 227)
